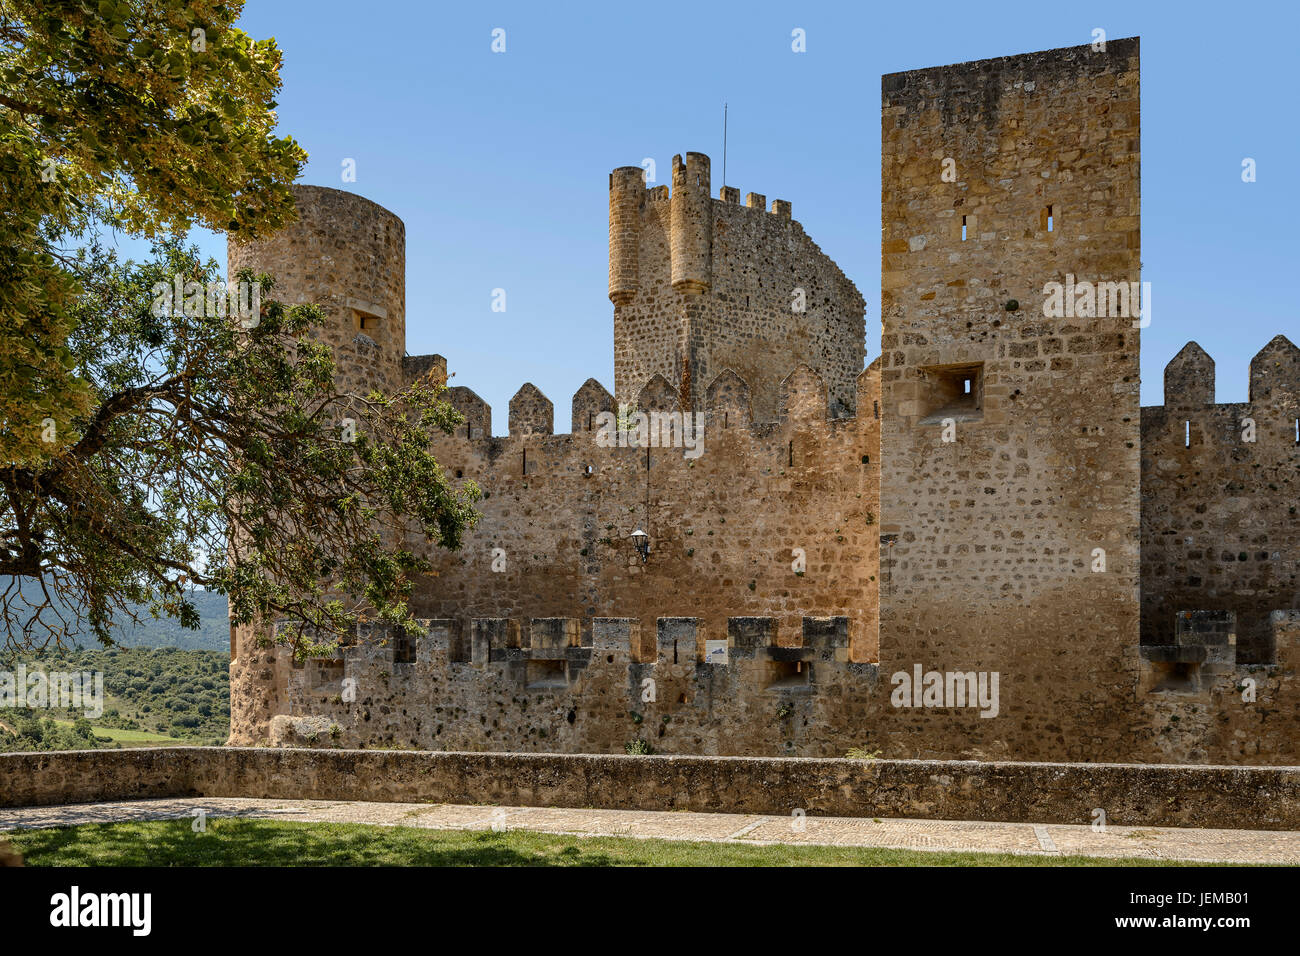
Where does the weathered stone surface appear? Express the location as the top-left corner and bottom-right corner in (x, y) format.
(224, 40), (1300, 767)
(4, 748), (1300, 832)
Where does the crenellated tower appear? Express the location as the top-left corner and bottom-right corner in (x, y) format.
(224, 46), (1300, 764)
(609, 152), (865, 420)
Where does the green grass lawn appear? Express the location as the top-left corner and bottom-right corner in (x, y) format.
(49, 720), (184, 747)
(5, 819), (1220, 867)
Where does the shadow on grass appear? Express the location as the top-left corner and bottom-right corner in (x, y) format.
(6, 819), (1228, 867)
(12, 819), (630, 867)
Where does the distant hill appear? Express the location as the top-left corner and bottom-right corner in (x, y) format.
(2, 578), (230, 652)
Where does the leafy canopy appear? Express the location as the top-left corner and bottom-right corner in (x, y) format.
(0, 2), (480, 652)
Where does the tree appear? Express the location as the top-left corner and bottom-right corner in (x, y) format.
(0, 2), (480, 651)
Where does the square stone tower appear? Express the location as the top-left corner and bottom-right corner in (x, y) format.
(877, 39), (1142, 758)
(609, 153), (865, 420)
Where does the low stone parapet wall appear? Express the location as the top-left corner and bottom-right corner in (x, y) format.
(2, 747), (1298, 831)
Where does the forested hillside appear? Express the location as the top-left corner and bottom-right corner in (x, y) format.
(0, 647), (229, 751)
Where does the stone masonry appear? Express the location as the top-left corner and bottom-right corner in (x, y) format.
(227, 38), (1300, 765)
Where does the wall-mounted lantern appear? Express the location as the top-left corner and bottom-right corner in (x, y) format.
(629, 527), (650, 563)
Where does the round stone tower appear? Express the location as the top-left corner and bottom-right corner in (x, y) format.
(227, 184), (407, 396)
(225, 185), (406, 746)
(608, 166), (644, 306)
(669, 152), (712, 295)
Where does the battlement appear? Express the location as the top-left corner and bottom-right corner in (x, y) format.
(617, 160), (794, 209)
(285, 614), (855, 668)
(610, 153), (800, 303)
(640, 173), (794, 219)
(269, 614), (876, 754)
(609, 150), (864, 420)
(1152, 336), (1300, 411)
(1141, 336), (1300, 666)
(424, 361), (882, 442)
(227, 42), (1300, 768)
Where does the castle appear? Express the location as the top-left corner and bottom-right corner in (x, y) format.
(228, 37), (1300, 764)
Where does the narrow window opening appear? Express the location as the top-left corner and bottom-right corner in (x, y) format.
(788, 440), (794, 468)
(645, 446), (651, 469)
(1046, 205), (1054, 232)
(522, 448), (527, 474)
(766, 660), (810, 690)
(960, 215), (967, 242)
(873, 400), (879, 420)
(587, 411), (593, 430)
(1295, 419), (1299, 445)
(392, 626), (415, 665)
(1184, 421), (1191, 448)
(724, 411), (729, 428)
(917, 362), (984, 424)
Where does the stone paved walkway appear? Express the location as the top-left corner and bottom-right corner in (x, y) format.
(2, 797), (1298, 863)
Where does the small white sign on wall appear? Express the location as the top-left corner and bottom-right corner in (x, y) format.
(704, 640), (729, 665)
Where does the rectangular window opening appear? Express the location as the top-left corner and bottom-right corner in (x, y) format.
(1046, 205), (1054, 232)
(392, 626), (415, 664)
(960, 215), (967, 242)
(917, 362), (984, 425)
(1185, 420), (1191, 448)
(766, 659), (810, 690)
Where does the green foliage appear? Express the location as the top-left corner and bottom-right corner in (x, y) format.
(623, 739), (653, 755)
(0, 646), (229, 748)
(1, 0), (306, 468)
(3, 4), (479, 654)
(2, 238), (480, 653)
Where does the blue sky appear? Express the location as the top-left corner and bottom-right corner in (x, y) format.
(177, 0), (1297, 429)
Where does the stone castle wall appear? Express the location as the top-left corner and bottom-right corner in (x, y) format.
(1141, 338), (1300, 664)
(416, 361), (881, 662)
(228, 185), (407, 397)
(226, 38), (1300, 766)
